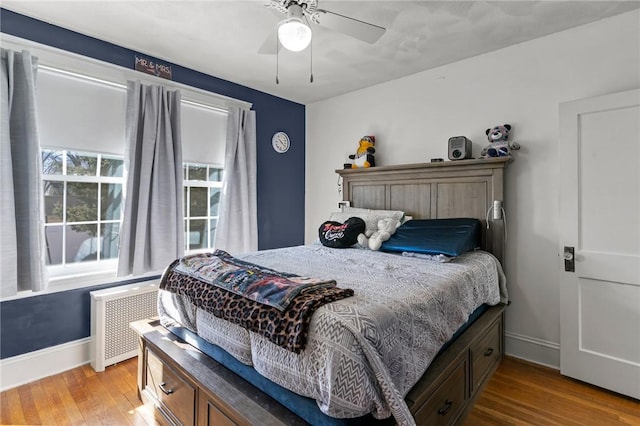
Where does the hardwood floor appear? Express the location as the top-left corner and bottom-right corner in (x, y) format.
(0, 358), (158, 426)
(464, 357), (640, 426)
(1, 356), (638, 425)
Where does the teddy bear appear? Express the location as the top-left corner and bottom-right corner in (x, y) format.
(358, 217), (401, 251)
(344, 135), (376, 169)
(480, 124), (520, 158)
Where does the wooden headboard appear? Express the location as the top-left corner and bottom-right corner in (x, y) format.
(336, 158), (510, 263)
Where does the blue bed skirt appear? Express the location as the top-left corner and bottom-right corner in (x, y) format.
(167, 304), (489, 425)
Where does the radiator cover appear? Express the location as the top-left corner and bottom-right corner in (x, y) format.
(90, 281), (158, 372)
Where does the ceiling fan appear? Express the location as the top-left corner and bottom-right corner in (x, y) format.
(259, 0), (386, 54)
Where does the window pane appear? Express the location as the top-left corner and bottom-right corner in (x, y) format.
(100, 157), (123, 177)
(188, 219), (207, 250)
(45, 226), (63, 265)
(44, 181), (64, 223)
(101, 183), (122, 221)
(189, 187), (207, 217)
(210, 188), (221, 216)
(66, 152), (98, 176)
(188, 165), (207, 181)
(42, 149), (63, 175)
(101, 223), (120, 260)
(67, 182), (98, 222)
(67, 224), (98, 263)
(209, 167), (223, 182)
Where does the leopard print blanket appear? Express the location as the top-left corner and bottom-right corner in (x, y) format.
(160, 259), (354, 353)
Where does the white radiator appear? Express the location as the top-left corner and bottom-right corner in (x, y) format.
(90, 281), (158, 372)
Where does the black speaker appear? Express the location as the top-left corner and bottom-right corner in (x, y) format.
(448, 136), (472, 160)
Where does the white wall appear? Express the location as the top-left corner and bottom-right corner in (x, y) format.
(305, 10), (640, 368)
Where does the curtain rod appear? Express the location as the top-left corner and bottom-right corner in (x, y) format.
(38, 64), (228, 114)
(2, 33), (252, 112)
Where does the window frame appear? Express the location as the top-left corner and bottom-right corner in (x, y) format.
(42, 148), (124, 281)
(183, 162), (224, 254)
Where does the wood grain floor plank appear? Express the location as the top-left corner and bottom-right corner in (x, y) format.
(0, 386), (12, 425)
(96, 362), (148, 425)
(70, 365), (128, 425)
(29, 379), (63, 426)
(38, 376), (68, 425)
(16, 383), (41, 425)
(1, 387), (27, 425)
(45, 372), (85, 425)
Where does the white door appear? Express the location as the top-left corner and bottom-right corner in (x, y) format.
(559, 89), (640, 399)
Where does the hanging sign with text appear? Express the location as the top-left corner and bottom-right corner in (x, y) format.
(134, 56), (173, 80)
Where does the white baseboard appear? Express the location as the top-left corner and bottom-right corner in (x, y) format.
(0, 337), (91, 392)
(505, 331), (560, 370)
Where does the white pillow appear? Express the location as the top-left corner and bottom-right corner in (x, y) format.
(342, 206), (405, 220)
(329, 207), (405, 235)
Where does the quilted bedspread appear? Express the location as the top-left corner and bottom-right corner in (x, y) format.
(158, 244), (507, 425)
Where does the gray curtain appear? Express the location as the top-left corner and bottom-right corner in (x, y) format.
(214, 107), (257, 254)
(117, 81), (184, 276)
(0, 49), (48, 297)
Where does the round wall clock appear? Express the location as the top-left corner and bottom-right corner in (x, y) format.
(272, 131), (290, 153)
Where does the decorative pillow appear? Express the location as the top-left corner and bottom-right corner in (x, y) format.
(318, 217), (366, 248)
(381, 218), (481, 257)
(329, 208), (404, 235)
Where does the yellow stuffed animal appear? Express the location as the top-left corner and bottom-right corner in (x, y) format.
(344, 136), (376, 169)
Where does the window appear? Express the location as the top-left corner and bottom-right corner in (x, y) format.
(42, 149), (123, 277)
(183, 163), (223, 252)
(42, 151), (226, 275)
(28, 51), (228, 289)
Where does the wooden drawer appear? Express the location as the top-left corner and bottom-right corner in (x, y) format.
(413, 358), (467, 426)
(470, 319), (502, 393)
(202, 398), (238, 426)
(147, 348), (197, 425)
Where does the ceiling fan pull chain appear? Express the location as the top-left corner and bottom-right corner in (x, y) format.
(304, 13), (313, 83)
(309, 37), (314, 83)
(276, 26), (280, 84)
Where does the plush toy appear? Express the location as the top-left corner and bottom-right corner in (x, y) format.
(358, 217), (401, 251)
(344, 136), (376, 169)
(480, 124), (520, 158)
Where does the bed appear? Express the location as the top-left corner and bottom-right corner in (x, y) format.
(133, 157), (510, 426)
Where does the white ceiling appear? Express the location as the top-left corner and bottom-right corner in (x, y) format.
(3, 1), (639, 104)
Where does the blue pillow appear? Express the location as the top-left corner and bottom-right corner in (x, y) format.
(381, 218), (481, 257)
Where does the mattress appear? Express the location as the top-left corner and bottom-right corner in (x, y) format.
(158, 244), (507, 425)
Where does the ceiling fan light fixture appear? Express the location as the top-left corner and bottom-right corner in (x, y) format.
(277, 4), (312, 52)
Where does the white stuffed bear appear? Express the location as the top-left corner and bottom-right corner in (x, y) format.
(358, 217), (401, 251)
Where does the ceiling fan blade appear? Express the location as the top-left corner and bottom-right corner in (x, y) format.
(315, 9), (386, 44)
(257, 30), (282, 55)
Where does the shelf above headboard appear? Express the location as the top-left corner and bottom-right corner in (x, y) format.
(336, 158), (510, 262)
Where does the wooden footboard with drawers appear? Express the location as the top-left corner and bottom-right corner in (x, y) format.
(132, 304), (503, 425)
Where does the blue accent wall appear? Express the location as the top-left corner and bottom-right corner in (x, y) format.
(0, 9), (305, 359)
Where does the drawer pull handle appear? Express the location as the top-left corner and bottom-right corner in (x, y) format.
(484, 347), (494, 357)
(438, 399), (453, 416)
(159, 382), (174, 395)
